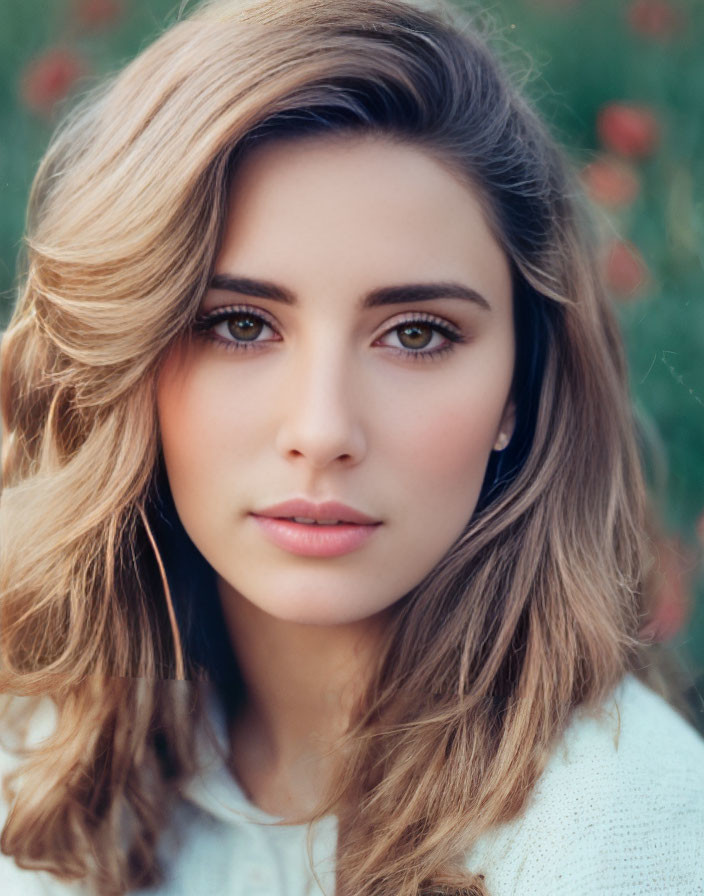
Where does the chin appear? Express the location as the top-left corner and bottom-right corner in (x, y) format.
(263, 601), (378, 627)
(218, 573), (400, 627)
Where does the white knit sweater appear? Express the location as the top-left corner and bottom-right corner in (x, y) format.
(1, 673), (703, 895)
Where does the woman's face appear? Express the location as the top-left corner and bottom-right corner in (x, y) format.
(157, 135), (515, 626)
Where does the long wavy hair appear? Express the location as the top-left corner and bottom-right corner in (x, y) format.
(0, 0), (687, 893)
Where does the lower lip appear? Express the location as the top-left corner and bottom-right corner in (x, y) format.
(250, 515), (381, 558)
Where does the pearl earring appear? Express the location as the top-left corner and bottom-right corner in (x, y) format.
(494, 431), (510, 451)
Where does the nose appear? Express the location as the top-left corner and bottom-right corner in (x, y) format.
(274, 341), (367, 470)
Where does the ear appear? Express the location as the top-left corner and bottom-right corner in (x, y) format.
(493, 398), (516, 452)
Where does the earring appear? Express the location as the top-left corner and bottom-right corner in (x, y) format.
(494, 431), (510, 452)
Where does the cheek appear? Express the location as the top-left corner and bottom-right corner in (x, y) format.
(383, 373), (507, 500)
(157, 353), (257, 482)
(407, 410), (489, 470)
(156, 352), (230, 509)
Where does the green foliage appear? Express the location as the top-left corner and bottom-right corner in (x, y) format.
(482, 0), (704, 673)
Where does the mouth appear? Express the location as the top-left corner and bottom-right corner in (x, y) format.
(249, 514), (382, 558)
(251, 498), (381, 527)
(268, 516), (371, 526)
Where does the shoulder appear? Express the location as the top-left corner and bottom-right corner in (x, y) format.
(0, 697), (86, 895)
(548, 673), (704, 796)
(467, 675), (704, 896)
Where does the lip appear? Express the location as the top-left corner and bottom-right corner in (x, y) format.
(250, 515), (380, 558)
(251, 498), (381, 526)
(249, 498), (382, 558)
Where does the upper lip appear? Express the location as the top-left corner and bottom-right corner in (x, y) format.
(251, 499), (381, 525)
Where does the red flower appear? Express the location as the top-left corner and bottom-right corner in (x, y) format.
(627, 0), (684, 40)
(20, 48), (87, 117)
(597, 103), (660, 159)
(602, 239), (649, 298)
(73, 0), (125, 29)
(581, 156), (640, 207)
(640, 538), (694, 643)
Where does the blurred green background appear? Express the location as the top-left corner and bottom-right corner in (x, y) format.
(1, 0), (702, 696)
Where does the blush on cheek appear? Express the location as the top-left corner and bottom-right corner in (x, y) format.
(156, 353), (215, 491)
(409, 417), (492, 483)
(391, 380), (505, 477)
(158, 356), (234, 451)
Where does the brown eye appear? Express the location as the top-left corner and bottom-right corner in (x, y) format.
(227, 313), (263, 342)
(397, 323), (433, 350)
(376, 314), (464, 362)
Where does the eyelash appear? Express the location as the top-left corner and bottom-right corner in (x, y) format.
(193, 304), (467, 362)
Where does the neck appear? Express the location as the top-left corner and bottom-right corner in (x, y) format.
(217, 579), (389, 819)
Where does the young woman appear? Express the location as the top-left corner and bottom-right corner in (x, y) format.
(1, 0), (702, 894)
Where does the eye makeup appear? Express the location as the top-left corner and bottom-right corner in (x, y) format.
(193, 303), (468, 362)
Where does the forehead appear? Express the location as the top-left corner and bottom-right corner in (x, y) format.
(215, 134), (512, 312)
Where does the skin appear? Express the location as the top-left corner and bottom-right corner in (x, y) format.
(157, 134), (515, 819)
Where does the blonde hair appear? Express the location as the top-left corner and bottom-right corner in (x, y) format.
(0, 0), (687, 893)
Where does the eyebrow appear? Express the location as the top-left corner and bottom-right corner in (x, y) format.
(208, 274), (491, 311)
